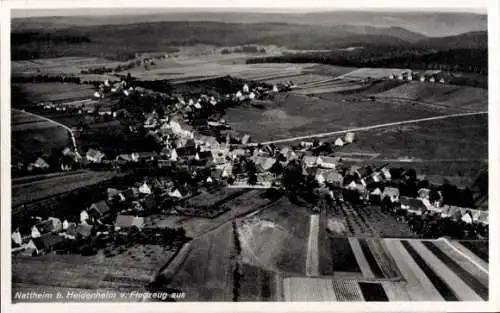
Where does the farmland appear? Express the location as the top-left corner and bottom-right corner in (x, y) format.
(12, 244), (177, 302)
(11, 109), (72, 164)
(282, 238), (488, 301)
(12, 170), (120, 208)
(12, 83), (94, 104)
(224, 92), (442, 142)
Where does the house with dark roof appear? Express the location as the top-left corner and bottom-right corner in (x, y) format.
(88, 200), (112, 219)
(86, 149), (105, 163)
(114, 215), (145, 231)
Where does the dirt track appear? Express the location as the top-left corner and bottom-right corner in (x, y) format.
(306, 214), (320, 276)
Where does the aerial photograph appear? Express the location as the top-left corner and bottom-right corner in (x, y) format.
(10, 7), (488, 302)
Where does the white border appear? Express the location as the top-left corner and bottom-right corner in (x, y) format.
(1, 0), (498, 312)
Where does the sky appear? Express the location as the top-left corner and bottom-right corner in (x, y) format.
(10, 1), (488, 18)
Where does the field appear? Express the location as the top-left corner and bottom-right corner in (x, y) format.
(13, 83), (94, 104)
(11, 109), (72, 164)
(282, 238), (488, 301)
(164, 222), (235, 301)
(374, 82), (488, 112)
(12, 244), (177, 302)
(224, 93), (441, 142)
(337, 68), (411, 80)
(237, 197), (311, 275)
(175, 188), (247, 218)
(12, 170), (119, 208)
(147, 189), (273, 238)
(350, 115), (488, 159)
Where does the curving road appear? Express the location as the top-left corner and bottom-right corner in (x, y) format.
(257, 111), (488, 145)
(13, 108), (79, 154)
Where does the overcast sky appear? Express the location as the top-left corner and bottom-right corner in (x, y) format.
(11, 1), (487, 18)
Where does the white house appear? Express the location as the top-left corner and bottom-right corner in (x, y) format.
(170, 148), (178, 162)
(272, 85), (279, 92)
(80, 210), (90, 224)
(334, 138), (344, 147)
(461, 211), (474, 224)
(249, 92), (256, 100)
(31, 226), (41, 238)
(382, 187), (400, 203)
(62, 220), (70, 230)
(420, 76), (426, 82)
(344, 132), (355, 144)
(12, 229), (22, 246)
(243, 84), (250, 93)
(168, 188), (183, 199)
(429, 77), (436, 83)
(139, 182), (152, 195)
(381, 168), (392, 181)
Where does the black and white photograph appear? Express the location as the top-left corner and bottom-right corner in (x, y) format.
(2, 0), (497, 308)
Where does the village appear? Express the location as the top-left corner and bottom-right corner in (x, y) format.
(11, 72), (488, 259)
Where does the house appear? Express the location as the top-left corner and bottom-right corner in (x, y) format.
(34, 217), (62, 234)
(316, 169), (343, 187)
(477, 211), (489, 225)
(88, 200), (111, 219)
(420, 76), (426, 82)
(195, 151), (214, 163)
(429, 77), (436, 83)
(418, 188), (431, 200)
(170, 148), (179, 161)
(107, 188), (125, 202)
(168, 188), (184, 199)
(439, 78), (445, 84)
(300, 141), (314, 149)
(370, 188), (383, 202)
(12, 229), (22, 246)
(302, 155), (317, 168)
(253, 156), (276, 172)
(86, 149), (105, 163)
(344, 132), (355, 144)
(76, 223), (93, 239)
(381, 168), (392, 181)
(382, 187), (400, 203)
(241, 134), (251, 145)
(138, 182), (152, 195)
(33, 157), (50, 169)
(389, 74), (395, 80)
(400, 197), (426, 215)
(80, 210), (90, 224)
(114, 215), (145, 231)
(317, 156), (340, 169)
(334, 138), (344, 147)
(461, 211), (474, 224)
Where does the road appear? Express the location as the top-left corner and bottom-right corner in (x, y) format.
(13, 109), (79, 154)
(256, 111), (488, 145)
(305, 214), (320, 276)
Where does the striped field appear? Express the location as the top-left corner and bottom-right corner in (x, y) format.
(284, 238), (488, 301)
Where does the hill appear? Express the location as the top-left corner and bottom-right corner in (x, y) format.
(12, 10), (486, 37)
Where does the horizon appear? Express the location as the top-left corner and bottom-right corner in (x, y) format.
(12, 7), (487, 19)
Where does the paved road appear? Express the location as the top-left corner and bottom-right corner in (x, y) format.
(257, 111), (488, 145)
(13, 109), (79, 153)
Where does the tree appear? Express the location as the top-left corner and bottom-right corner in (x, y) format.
(269, 160), (283, 176)
(281, 161), (304, 198)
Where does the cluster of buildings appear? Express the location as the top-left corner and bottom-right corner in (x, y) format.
(11, 173), (193, 257)
(388, 70), (449, 84)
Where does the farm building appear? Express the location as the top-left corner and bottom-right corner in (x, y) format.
(381, 168), (391, 180)
(400, 196), (427, 215)
(389, 74), (395, 80)
(370, 187), (383, 202)
(86, 149), (105, 163)
(382, 187), (400, 203)
(420, 76), (426, 82)
(241, 134), (251, 145)
(75, 223), (93, 239)
(334, 138), (344, 147)
(300, 141), (314, 148)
